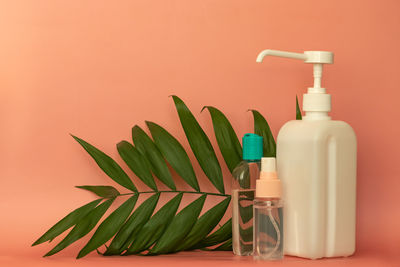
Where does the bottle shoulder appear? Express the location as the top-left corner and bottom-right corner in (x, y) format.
(278, 119), (356, 140)
(232, 160), (260, 190)
(254, 198), (283, 207)
(281, 119), (354, 128)
(232, 161), (248, 176)
(233, 160), (260, 169)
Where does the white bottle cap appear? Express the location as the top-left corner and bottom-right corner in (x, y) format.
(261, 157), (276, 172)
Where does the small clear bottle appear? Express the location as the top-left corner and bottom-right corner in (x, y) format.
(253, 157), (284, 260)
(232, 133), (263, 256)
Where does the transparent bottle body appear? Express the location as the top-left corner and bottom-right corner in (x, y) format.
(232, 160), (260, 256)
(253, 198), (284, 260)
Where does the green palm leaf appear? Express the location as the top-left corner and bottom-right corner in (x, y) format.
(212, 239), (232, 251)
(125, 193), (183, 254)
(75, 185), (120, 198)
(34, 95), (297, 258)
(192, 218), (232, 249)
(150, 194), (206, 254)
(296, 95), (302, 120)
(202, 106), (242, 173)
(72, 135), (137, 192)
(44, 198), (114, 257)
(105, 193), (160, 255)
(171, 95), (224, 194)
(132, 126), (176, 190)
(146, 121), (199, 191)
(176, 196), (231, 251)
(32, 199), (102, 246)
(250, 110), (276, 157)
(117, 141), (157, 190)
(77, 195), (138, 258)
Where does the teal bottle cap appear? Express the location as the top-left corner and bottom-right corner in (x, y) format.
(242, 133), (263, 160)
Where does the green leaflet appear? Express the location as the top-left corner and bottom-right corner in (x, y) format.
(105, 193), (160, 255)
(191, 218), (232, 249)
(32, 199), (102, 246)
(172, 96), (224, 194)
(250, 110), (276, 157)
(44, 198), (114, 257)
(132, 126), (176, 190)
(296, 95), (302, 120)
(72, 135), (137, 192)
(212, 239), (232, 251)
(176, 196), (230, 251)
(117, 141), (157, 190)
(150, 194), (207, 254)
(125, 193), (183, 254)
(77, 195), (138, 258)
(239, 225), (253, 242)
(239, 202), (253, 224)
(146, 121), (199, 191)
(237, 189), (254, 223)
(75, 185), (120, 198)
(202, 106), (242, 173)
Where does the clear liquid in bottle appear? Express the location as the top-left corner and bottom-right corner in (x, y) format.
(232, 188), (254, 255)
(232, 161), (260, 255)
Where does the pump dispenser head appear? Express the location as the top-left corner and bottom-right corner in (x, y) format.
(256, 157), (282, 198)
(256, 49), (334, 118)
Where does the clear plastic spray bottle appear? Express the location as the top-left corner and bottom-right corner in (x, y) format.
(232, 133), (263, 256)
(253, 157), (283, 260)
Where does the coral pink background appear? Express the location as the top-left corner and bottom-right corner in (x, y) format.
(1, 0), (399, 266)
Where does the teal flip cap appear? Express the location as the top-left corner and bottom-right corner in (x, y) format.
(242, 133), (263, 160)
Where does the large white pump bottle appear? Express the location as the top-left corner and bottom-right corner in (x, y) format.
(256, 50), (357, 259)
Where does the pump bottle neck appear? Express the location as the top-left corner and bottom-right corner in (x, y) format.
(303, 111), (331, 121)
(245, 159), (261, 163)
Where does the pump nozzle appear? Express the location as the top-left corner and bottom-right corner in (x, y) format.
(256, 50), (307, 62)
(256, 49), (333, 89)
(256, 49), (334, 118)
